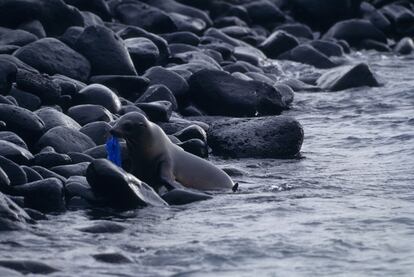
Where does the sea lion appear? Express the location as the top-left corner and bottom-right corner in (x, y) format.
(109, 112), (235, 192)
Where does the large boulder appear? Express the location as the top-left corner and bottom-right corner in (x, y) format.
(0, 192), (32, 231)
(76, 84), (121, 114)
(14, 38), (90, 82)
(75, 25), (137, 76)
(36, 126), (96, 154)
(316, 63), (380, 91)
(323, 19), (387, 46)
(206, 116), (304, 158)
(189, 69), (286, 116)
(86, 159), (168, 209)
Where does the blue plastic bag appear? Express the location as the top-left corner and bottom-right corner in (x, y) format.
(106, 135), (122, 167)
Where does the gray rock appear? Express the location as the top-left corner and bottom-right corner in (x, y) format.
(35, 107), (81, 132)
(0, 192), (32, 231)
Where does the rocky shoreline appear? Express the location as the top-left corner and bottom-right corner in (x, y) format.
(0, 1), (413, 273)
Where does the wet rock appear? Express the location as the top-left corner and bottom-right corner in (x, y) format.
(31, 166), (66, 184)
(80, 10), (104, 27)
(0, 54), (38, 73)
(259, 30), (299, 59)
(161, 31), (200, 46)
(0, 140), (33, 165)
(76, 84), (121, 114)
(0, 27), (37, 46)
(323, 19), (387, 46)
(189, 69), (286, 116)
(59, 26), (84, 48)
(14, 178), (65, 213)
(0, 192), (32, 231)
(161, 189), (212, 205)
(177, 138), (208, 158)
(135, 101), (173, 122)
(18, 20), (46, 39)
(117, 25), (170, 64)
(78, 221), (126, 234)
(275, 23), (314, 40)
(0, 45), (20, 55)
(278, 45), (336, 69)
(360, 39), (391, 52)
(137, 85), (178, 111)
(143, 66), (189, 101)
(90, 75), (149, 99)
(86, 159), (168, 209)
(394, 37), (414, 55)
(0, 156), (27, 187)
(33, 152), (71, 168)
(124, 37), (159, 74)
(173, 125), (207, 143)
(21, 166), (43, 183)
(309, 40), (344, 57)
(65, 0), (112, 21)
(15, 70), (61, 104)
(317, 63), (380, 91)
(35, 107), (81, 132)
(67, 152), (94, 164)
(80, 122), (111, 145)
(24, 208), (47, 220)
(68, 104), (113, 126)
(51, 162), (90, 178)
(381, 3), (414, 37)
(92, 253), (132, 264)
(243, 0), (285, 26)
(0, 260), (58, 275)
(110, 0), (177, 34)
(9, 86), (41, 111)
(207, 116), (304, 158)
(14, 38), (90, 82)
(0, 104), (45, 145)
(0, 131), (28, 150)
(36, 126), (96, 154)
(169, 12), (207, 34)
(75, 25), (137, 76)
(0, 59), (17, 94)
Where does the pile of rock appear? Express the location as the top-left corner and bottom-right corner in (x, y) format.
(0, 0), (412, 229)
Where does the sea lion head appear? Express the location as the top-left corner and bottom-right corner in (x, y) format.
(110, 112), (151, 143)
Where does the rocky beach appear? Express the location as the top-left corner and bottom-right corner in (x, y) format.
(0, 0), (413, 276)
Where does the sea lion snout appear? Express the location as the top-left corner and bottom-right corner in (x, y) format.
(109, 126), (124, 137)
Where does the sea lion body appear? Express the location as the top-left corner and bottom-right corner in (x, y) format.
(110, 113), (234, 191)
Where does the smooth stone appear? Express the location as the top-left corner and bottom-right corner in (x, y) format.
(222, 61), (263, 74)
(135, 101), (173, 122)
(24, 208), (47, 220)
(58, 26), (84, 48)
(78, 221), (126, 234)
(65, 0), (112, 21)
(51, 162), (90, 178)
(80, 122), (111, 145)
(177, 138), (208, 158)
(0, 260), (58, 275)
(143, 66), (189, 101)
(189, 69), (286, 116)
(86, 159), (168, 209)
(13, 178), (65, 213)
(0, 156), (27, 187)
(76, 84), (121, 114)
(394, 37), (414, 55)
(0, 140), (33, 165)
(0, 104), (44, 145)
(0, 192), (32, 231)
(317, 63), (380, 91)
(35, 107), (81, 132)
(36, 126), (96, 154)
(18, 19), (46, 38)
(0, 59), (17, 94)
(92, 253), (132, 264)
(75, 25), (137, 76)
(90, 75), (149, 100)
(275, 23), (314, 40)
(381, 3), (414, 37)
(278, 45), (336, 69)
(173, 125), (207, 143)
(9, 86), (41, 111)
(68, 104), (113, 126)
(359, 39), (391, 52)
(15, 70), (61, 104)
(0, 54), (38, 73)
(0, 45), (20, 55)
(110, 0), (177, 34)
(124, 37), (159, 74)
(21, 166), (43, 183)
(161, 189), (212, 205)
(309, 40), (344, 57)
(80, 10), (105, 27)
(243, 0), (285, 26)
(207, 116), (304, 158)
(0, 131), (28, 150)
(168, 12), (206, 34)
(0, 27), (37, 46)
(259, 30), (299, 59)
(323, 19), (387, 46)
(31, 166), (66, 184)
(161, 32), (200, 45)
(67, 152), (94, 164)
(137, 85), (178, 111)
(158, 117), (209, 135)
(14, 38), (90, 82)
(33, 152), (71, 168)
